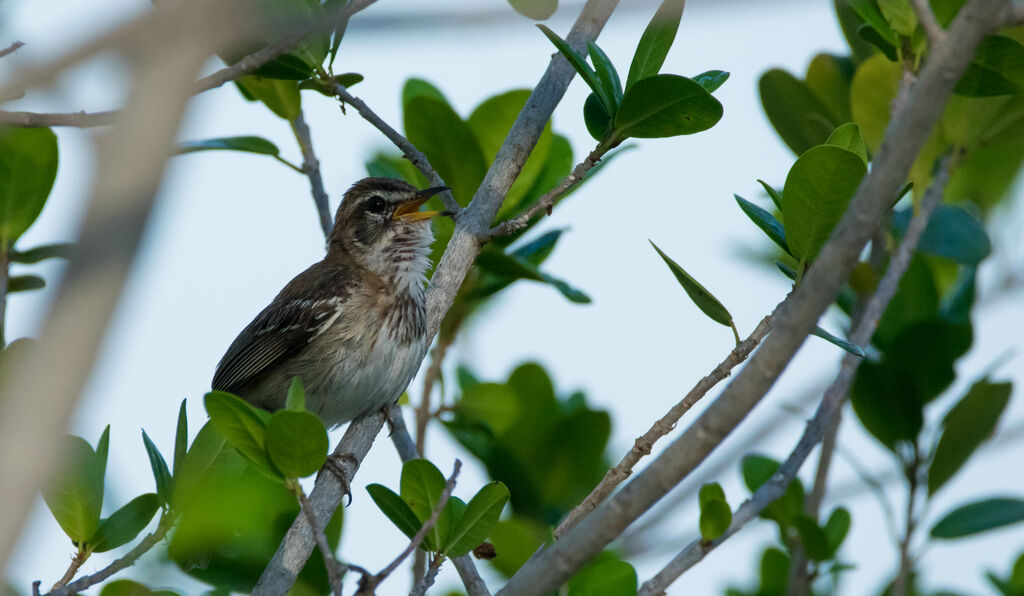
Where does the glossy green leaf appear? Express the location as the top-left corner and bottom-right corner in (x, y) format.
(0, 126), (58, 245)
(444, 482), (509, 556)
(700, 499), (732, 541)
(734, 194), (789, 254)
(757, 179), (784, 210)
(825, 122), (869, 165)
(176, 136), (279, 156)
(235, 76), (301, 120)
(928, 379), (1011, 495)
(507, 0), (557, 19)
(824, 507), (851, 557)
(615, 74), (723, 138)
(568, 559), (638, 596)
(10, 242), (72, 264)
(955, 36), (1024, 97)
(759, 69), (840, 155)
(692, 70), (730, 94)
(537, 25), (614, 113)
(650, 241), (734, 329)
(8, 275), (45, 293)
(203, 391), (275, 474)
(793, 515), (830, 561)
(265, 410), (328, 478)
(877, 0), (917, 36)
(90, 493), (160, 553)
(892, 205), (991, 264)
(285, 376), (305, 411)
(932, 497), (1024, 538)
(41, 436), (104, 544)
(583, 92), (612, 141)
(367, 483), (422, 540)
(588, 41), (622, 108)
(782, 144), (867, 262)
(141, 430), (173, 507)
(811, 325), (866, 357)
(625, 0), (685, 91)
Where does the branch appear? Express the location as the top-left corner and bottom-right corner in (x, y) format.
(295, 486), (344, 596)
(554, 314), (775, 538)
(910, 0), (946, 46)
(290, 110), (333, 238)
(636, 156), (952, 596)
(0, 110), (117, 128)
(410, 556), (443, 596)
(0, 41), (24, 59)
(416, 334), (453, 454)
(328, 82), (461, 215)
(496, 1), (1005, 592)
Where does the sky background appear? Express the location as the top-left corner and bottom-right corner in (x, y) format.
(3, 0), (1024, 594)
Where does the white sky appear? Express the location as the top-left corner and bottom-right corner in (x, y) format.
(3, 0), (1024, 594)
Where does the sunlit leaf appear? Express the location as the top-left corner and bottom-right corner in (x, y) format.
(0, 126), (58, 245)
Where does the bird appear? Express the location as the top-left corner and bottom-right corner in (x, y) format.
(211, 177), (450, 426)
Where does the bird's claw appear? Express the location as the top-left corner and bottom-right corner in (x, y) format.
(320, 452), (358, 505)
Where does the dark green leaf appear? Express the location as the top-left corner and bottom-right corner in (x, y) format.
(849, 0), (899, 46)
(891, 205), (991, 265)
(141, 431), (173, 507)
(203, 391), (275, 474)
(299, 73), (364, 96)
(734, 194), (789, 254)
(760, 547), (791, 594)
(782, 144), (867, 262)
(173, 399), (187, 476)
(403, 96), (485, 206)
(793, 515), (830, 562)
(699, 499), (732, 541)
(776, 261), (798, 281)
(805, 53), (854, 123)
(474, 246), (591, 304)
(41, 436), (104, 544)
(90, 493), (160, 553)
(692, 70), (730, 94)
(100, 580), (181, 596)
(537, 25), (614, 113)
(851, 360), (925, 450)
(588, 41), (622, 108)
(759, 69), (840, 155)
(811, 325), (866, 357)
(507, 0), (557, 19)
(615, 74), (723, 138)
(96, 426), (110, 479)
(285, 376), (305, 411)
(757, 179), (784, 210)
(856, 24), (899, 61)
(932, 497), (1024, 538)
(265, 410), (328, 478)
(625, 0), (685, 91)
(928, 379), (1011, 495)
(825, 122), (868, 165)
(235, 77), (301, 120)
(824, 507), (851, 557)
(583, 92), (612, 142)
(367, 484), (422, 540)
(955, 36), (1024, 97)
(568, 559), (637, 596)
(7, 275), (45, 293)
(400, 459), (447, 522)
(940, 266), (977, 325)
(741, 454), (780, 493)
(444, 482), (509, 556)
(650, 241), (734, 329)
(699, 482), (727, 508)
(10, 243), (73, 264)
(176, 136), (279, 156)
(0, 126), (59, 245)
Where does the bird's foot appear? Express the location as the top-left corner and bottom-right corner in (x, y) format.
(320, 452), (358, 505)
(383, 405), (397, 436)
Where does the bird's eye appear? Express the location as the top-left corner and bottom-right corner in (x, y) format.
(366, 196), (387, 214)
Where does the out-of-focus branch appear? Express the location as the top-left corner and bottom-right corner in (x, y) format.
(910, 0), (945, 45)
(0, 110), (117, 127)
(0, 41), (24, 60)
(290, 110), (333, 238)
(295, 487), (344, 596)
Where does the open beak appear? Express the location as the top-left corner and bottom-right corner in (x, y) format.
(393, 186), (452, 221)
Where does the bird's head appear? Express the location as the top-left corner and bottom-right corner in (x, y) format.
(328, 177), (451, 277)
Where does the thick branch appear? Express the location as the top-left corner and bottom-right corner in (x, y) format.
(290, 110), (333, 237)
(497, 2), (1004, 593)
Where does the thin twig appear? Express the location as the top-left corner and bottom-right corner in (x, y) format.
(0, 110), (117, 128)
(50, 551), (86, 591)
(416, 335), (453, 454)
(636, 156), (952, 596)
(295, 485), (344, 596)
(43, 513), (176, 596)
(0, 249), (7, 349)
(410, 556), (443, 596)
(328, 82), (461, 215)
(290, 110), (333, 238)
(388, 404), (421, 464)
(910, 0), (946, 46)
(555, 314), (775, 538)
(892, 454), (921, 596)
(0, 41), (24, 59)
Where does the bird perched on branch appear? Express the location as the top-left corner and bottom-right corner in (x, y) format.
(212, 177), (450, 426)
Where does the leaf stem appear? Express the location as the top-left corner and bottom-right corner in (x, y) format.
(50, 548), (87, 591)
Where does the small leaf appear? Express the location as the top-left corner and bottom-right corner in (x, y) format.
(537, 25), (614, 113)
(265, 410), (328, 479)
(444, 481), (510, 556)
(759, 69), (839, 155)
(757, 179), (783, 210)
(734, 194), (789, 254)
(891, 205), (991, 265)
(650, 241), (734, 329)
(0, 126), (59, 245)
(176, 136), (279, 156)
(507, 0), (557, 20)
(625, 0), (685, 90)
(568, 559), (638, 596)
(849, 0), (899, 46)
(588, 41), (623, 108)
(793, 515), (830, 561)
(173, 399), (187, 476)
(928, 379), (1011, 495)
(811, 325), (866, 357)
(141, 431), (173, 507)
(823, 507), (851, 557)
(367, 484), (422, 540)
(932, 497), (1024, 538)
(7, 275), (45, 293)
(583, 92), (612, 141)
(741, 454), (779, 493)
(692, 70), (730, 94)
(41, 436), (104, 544)
(615, 74), (723, 139)
(699, 499), (732, 541)
(286, 376), (305, 411)
(10, 243), (73, 264)
(90, 493), (160, 553)
(698, 482), (727, 508)
(825, 122), (869, 165)
(203, 391), (275, 474)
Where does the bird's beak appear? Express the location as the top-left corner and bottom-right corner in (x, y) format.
(392, 186), (452, 221)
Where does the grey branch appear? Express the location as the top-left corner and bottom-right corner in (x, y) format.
(910, 0), (946, 45)
(0, 41), (24, 59)
(554, 314), (776, 538)
(328, 82), (461, 214)
(410, 556), (443, 596)
(296, 487), (344, 596)
(0, 110), (117, 127)
(495, 1), (1006, 593)
(637, 156), (952, 596)
(290, 110), (333, 238)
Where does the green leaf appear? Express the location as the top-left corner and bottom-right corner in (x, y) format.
(10, 243), (73, 264)
(568, 560), (638, 596)
(176, 136), (279, 156)
(285, 376), (305, 411)
(699, 498), (732, 541)
(474, 246), (591, 304)
(41, 436), (104, 544)
(235, 76), (301, 120)
(759, 69), (839, 155)
(851, 360), (925, 450)
(96, 425), (110, 480)
(265, 410), (328, 479)
(928, 379), (1012, 495)
(849, 0), (899, 46)
(825, 122), (869, 165)
(851, 54), (902, 152)
(0, 126), (59, 245)
(444, 481), (509, 556)
(173, 399), (188, 476)
(7, 275), (45, 293)
(823, 507), (851, 557)
(781, 144), (867, 262)
(793, 515), (830, 561)
(402, 78), (448, 106)
(367, 483), (422, 540)
(537, 25), (614, 113)
(400, 459), (448, 549)
(692, 70), (730, 94)
(757, 179), (784, 210)
(699, 482), (727, 508)
(955, 36), (1024, 97)
(811, 325), (866, 357)
(583, 92), (612, 142)
(877, 0), (917, 37)
(625, 0), (685, 91)
(615, 74), (723, 139)
(141, 431), (173, 507)
(891, 205), (991, 265)
(741, 454), (779, 493)
(90, 493), (160, 553)
(100, 580), (181, 596)
(203, 391), (276, 475)
(759, 547), (791, 594)
(734, 194), (789, 254)
(456, 382), (520, 435)
(403, 96), (485, 206)
(588, 42), (623, 109)
(932, 497), (1024, 538)
(507, 0), (557, 19)
(650, 241), (735, 329)
(805, 53), (854, 123)
(299, 73), (364, 97)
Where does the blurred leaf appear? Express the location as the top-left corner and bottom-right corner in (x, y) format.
(615, 74), (723, 138)
(265, 411), (327, 479)
(204, 391), (276, 475)
(741, 454), (779, 493)
(90, 493), (160, 553)
(456, 382), (520, 435)
(699, 482), (727, 508)
(176, 136), (279, 156)
(507, 0), (557, 19)
(625, 0), (685, 91)
(692, 70), (730, 94)
(891, 205), (991, 265)
(932, 497), (1024, 538)
(488, 517), (549, 577)
(141, 430), (173, 506)
(7, 275), (45, 293)
(834, 0), (877, 62)
(0, 126), (58, 245)
(444, 482), (509, 556)
(885, 319), (973, 403)
(403, 78), (448, 106)
(825, 122), (868, 165)
(806, 53), (854, 123)
(100, 580), (181, 596)
(849, 0), (899, 46)
(734, 194), (789, 254)
(852, 360), (925, 450)
(367, 483), (421, 540)
(877, 0), (917, 36)
(41, 436), (104, 544)
(10, 242), (72, 264)
(404, 96), (485, 208)
(928, 379), (1012, 495)
(650, 241), (735, 330)
(793, 515), (830, 562)
(568, 559), (637, 596)
(760, 547), (791, 595)
(285, 376), (305, 411)
(811, 325), (866, 357)
(851, 54), (901, 152)
(874, 256), (939, 349)
(955, 36), (1024, 97)
(823, 507), (851, 557)
(759, 69), (839, 155)
(699, 498), (732, 541)
(235, 77), (301, 120)
(174, 399), (188, 476)
(940, 265), (977, 324)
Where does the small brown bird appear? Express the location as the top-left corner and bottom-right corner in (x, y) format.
(212, 177), (450, 426)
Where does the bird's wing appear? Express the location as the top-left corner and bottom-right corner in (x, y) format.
(211, 296), (343, 394)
